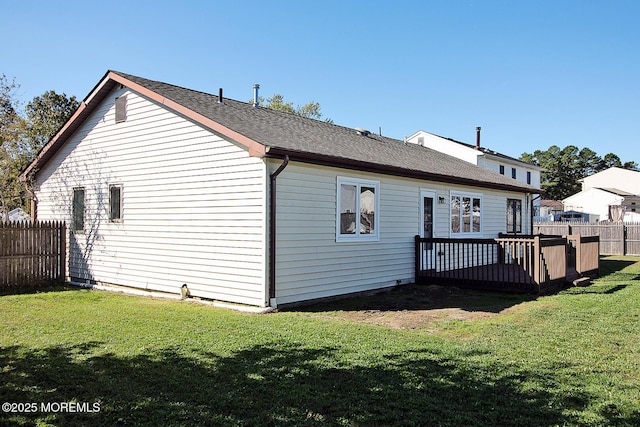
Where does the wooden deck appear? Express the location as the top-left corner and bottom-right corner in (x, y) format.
(415, 235), (599, 294)
(417, 262), (539, 293)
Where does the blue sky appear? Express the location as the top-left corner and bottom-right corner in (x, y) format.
(4, 0), (639, 163)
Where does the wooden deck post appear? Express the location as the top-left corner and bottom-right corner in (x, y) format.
(533, 235), (541, 292)
(414, 235), (421, 284)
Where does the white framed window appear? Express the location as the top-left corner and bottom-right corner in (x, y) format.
(336, 176), (380, 242)
(450, 191), (482, 236)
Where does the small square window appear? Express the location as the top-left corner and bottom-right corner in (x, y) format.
(115, 95), (127, 123)
(109, 184), (123, 222)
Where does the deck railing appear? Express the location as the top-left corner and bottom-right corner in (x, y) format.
(415, 234), (598, 294)
(566, 234), (600, 278)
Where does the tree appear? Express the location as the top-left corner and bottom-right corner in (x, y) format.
(0, 74), (26, 216)
(24, 90), (78, 154)
(520, 145), (639, 201)
(0, 75), (78, 216)
(601, 153), (622, 170)
(254, 94), (331, 122)
(577, 147), (601, 177)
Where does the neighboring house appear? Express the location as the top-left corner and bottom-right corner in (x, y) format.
(0, 208), (31, 222)
(535, 200), (564, 221)
(405, 130), (542, 190)
(20, 71), (539, 308)
(563, 167), (640, 222)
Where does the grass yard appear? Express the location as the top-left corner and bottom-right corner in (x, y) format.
(1, 257), (639, 426)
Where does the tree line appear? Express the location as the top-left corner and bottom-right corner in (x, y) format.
(1, 74), (79, 217)
(520, 146), (638, 200)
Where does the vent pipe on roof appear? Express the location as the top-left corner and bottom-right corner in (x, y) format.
(218, 88), (224, 104)
(475, 126), (481, 150)
(253, 84), (260, 107)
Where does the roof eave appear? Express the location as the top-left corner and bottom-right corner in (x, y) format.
(265, 147), (543, 194)
(20, 71), (268, 181)
(107, 72), (267, 157)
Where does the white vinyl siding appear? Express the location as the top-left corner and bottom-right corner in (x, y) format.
(273, 162), (531, 306)
(35, 88), (268, 306)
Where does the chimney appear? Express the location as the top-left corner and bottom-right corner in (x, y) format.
(218, 88), (223, 104)
(253, 84), (260, 107)
(475, 126), (481, 150)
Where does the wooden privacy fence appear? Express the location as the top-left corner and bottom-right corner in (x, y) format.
(0, 221), (66, 289)
(534, 222), (640, 256)
(415, 234), (599, 294)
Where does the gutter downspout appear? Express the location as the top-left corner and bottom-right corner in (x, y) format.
(269, 155), (289, 306)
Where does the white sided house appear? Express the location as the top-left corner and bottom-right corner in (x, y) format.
(406, 130), (542, 194)
(21, 71), (540, 308)
(563, 167), (640, 222)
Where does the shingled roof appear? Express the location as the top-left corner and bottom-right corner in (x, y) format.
(22, 70), (539, 194)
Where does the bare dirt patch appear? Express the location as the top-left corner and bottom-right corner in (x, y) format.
(296, 284), (535, 330)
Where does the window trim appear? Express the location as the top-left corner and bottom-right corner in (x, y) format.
(450, 191), (482, 237)
(336, 176), (380, 242)
(72, 187), (85, 233)
(506, 198), (523, 234)
(109, 184), (123, 222)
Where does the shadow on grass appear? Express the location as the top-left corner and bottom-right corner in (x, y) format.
(4, 341), (635, 426)
(561, 284), (629, 295)
(295, 283), (535, 314)
(598, 257), (640, 280)
(562, 257), (640, 296)
(0, 284), (80, 297)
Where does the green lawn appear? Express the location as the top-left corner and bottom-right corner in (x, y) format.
(1, 257), (639, 426)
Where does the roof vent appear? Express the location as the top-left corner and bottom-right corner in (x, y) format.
(218, 88), (224, 104)
(356, 127), (370, 136)
(253, 84), (260, 108)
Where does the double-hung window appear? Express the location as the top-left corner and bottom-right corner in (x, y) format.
(450, 192), (481, 236)
(337, 177), (379, 242)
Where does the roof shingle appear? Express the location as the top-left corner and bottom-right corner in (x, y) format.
(25, 70), (540, 194)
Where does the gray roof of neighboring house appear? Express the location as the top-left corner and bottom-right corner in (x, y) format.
(415, 130), (542, 170)
(23, 71), (540, 194)
(598, 188), (638, 197)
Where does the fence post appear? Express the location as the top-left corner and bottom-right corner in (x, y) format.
(414, 235), (420, 283)
(533, 235), (541, 290)
(60, 221), (67, 282)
